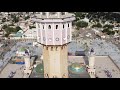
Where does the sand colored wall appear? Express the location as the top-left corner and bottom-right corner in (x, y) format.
(43, 45), (68, 78)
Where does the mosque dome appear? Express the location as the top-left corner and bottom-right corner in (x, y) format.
(17, 47), (30, 56)
(68, 63), (87, 74)
(18, 47), (26, 52)
(35, 63), (44, 74)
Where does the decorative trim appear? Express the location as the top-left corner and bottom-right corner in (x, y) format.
(67, 35), (70, 39)
(56, 38), (59, 41)
(49, 38), (52, 42)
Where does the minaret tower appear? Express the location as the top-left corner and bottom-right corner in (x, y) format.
(32, 12), (75, 78)
(16, 48), (32, 77)
(87, 48), (96, 78)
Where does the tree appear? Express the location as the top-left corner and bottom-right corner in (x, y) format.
(4, 26), (16, 34)
(76, 21), (88, 29)
(102, 28), (115, 35)
(102, 28), (109, 33)
(25, 16), (30, 20)
(92, 23), (102, 28)
(74, 12), (83, 18)
(4, 33), (10, 37)
(12, 16), (19, 23)
(2, 18), (6, 22)
(103, 24), (114, 29)
(2, 24), (8, 29)
(16, 26), (22, 31)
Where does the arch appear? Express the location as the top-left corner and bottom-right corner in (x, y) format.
(53, 76), (57, 78)
(63, 24), (64, 29)
(45, 73), (49, 78)
(48, 25), (51, 29)
(56, 47), (58, 51)
(56, 25), (58, 29)
(61, 12), (65, 15)
(68, 23), (69, 27)
(62, 74), (66, 78)
(42, 12), (46, 15)
(38, 24), (40, 28)
(51, 47), (53, 51)
(46, 47), (48, 50)
(43, 25), (44, 29)
(50, 12), (56, 15)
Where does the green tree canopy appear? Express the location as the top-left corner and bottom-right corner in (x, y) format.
(92, 23), (102, 28)
(24, 16), (30, 20)
(4, 33), (10, 37)
(2, 24), (8, 29)
(2, 18), (6, 22)
(16, 26), (22, 31)
(102, 28), (115, 35)
(76, 21), (88, 29)
(12, 16), (19, 23)
(103, 24), (114, 29)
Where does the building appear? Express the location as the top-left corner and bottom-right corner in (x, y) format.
(32, 12), (75, 78)
(22, 28), (37, 39)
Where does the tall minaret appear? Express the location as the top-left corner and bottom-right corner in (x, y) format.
(23, 49), (32, 77)
(87, 48), (96, 78)
(32, 12), (75, 78)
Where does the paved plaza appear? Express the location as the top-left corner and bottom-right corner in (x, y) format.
(1, 37), (120, 78)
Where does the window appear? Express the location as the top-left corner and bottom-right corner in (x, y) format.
(56, 25), (58, 29)
(68, 23), (69, 27)
(45, 74), (49, 78)
(62, 74), (66, 78)
(56, 47), (58, 51)
(61, 12), (65, 15)
(43, 25), (44, 29)
(51, 47), (53, 51)
(61, 46), (63, 50)
(46, 47), (48, 50)
(42, 12), (46, 15)
(38, 24), (40, 28)
(48, 25), (51, 29)
(50, 12), (56, 15)
(63, 24), (64, 29)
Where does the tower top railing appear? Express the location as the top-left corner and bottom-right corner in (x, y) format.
(34, 12), (75, 19)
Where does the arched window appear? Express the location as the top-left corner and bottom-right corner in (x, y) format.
(48, 25), (51, 29)
(51, 47), (53, 51)
(61, 12), (65, 15)
(63, 24), (64, 29)
(45, 74), (49, 78)
(62, 74), (66, 78)
(43, 25), (44, 29)
(50, 12), (56, 15)
(46, 47), (48, 50)
(56, 47), (58, 51)
(42, 12), (46, 15)
(56, 25), (58, 29)
(68, 23), (69, 27)
(38, 24), (40, 28)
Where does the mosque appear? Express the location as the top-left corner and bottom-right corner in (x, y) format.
(30, 12), (96, 78)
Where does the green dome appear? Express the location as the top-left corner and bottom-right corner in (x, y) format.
(19, 47), (26, 52)
(35, 64), (44, 74)
(68, 63), (86, 74)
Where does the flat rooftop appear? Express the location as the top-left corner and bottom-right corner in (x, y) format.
(68, 56), (120, 78)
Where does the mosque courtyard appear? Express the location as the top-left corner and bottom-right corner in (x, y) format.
(1, 38), (120, 78)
